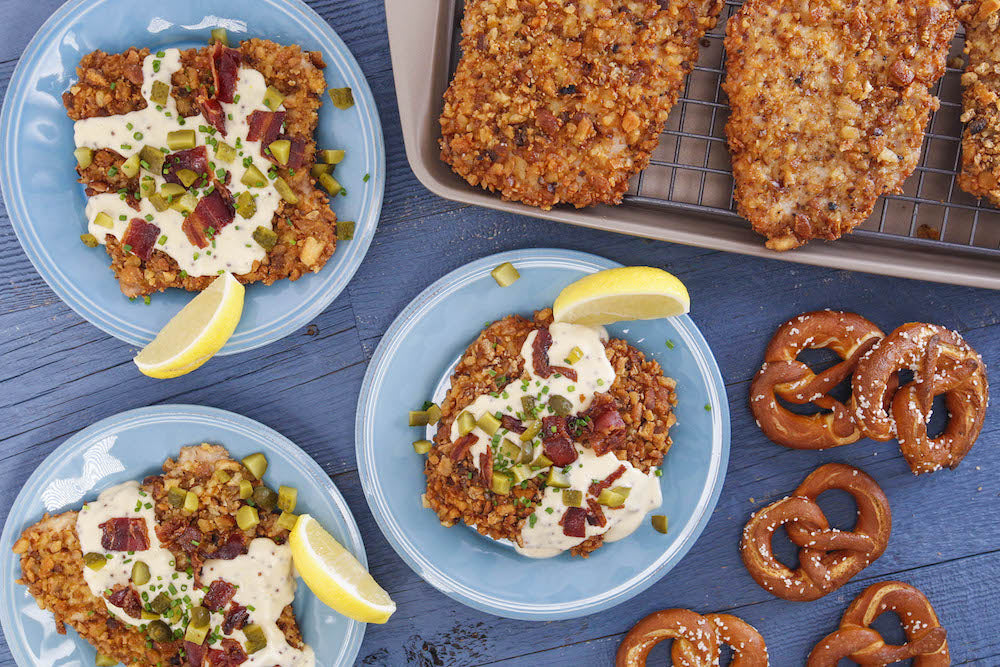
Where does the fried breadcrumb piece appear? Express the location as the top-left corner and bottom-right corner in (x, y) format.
(725, 0), (956, 250)
(957, 0), (1000, 205)
(440, 0), (722, 209)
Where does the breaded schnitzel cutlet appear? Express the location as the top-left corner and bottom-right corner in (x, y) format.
(439, 0), (723, 210)
(724, 0), (957, 250)
(957, 0), (1000, 205)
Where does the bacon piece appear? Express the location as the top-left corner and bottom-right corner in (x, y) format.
(541, 416), (578, 466)
(500, 415), (526, 434)
(185, 640), (207, 667)
(99, 518), (149, 551)
(210, 43), (242, 104)
(197, 90), (227, 136)
(202, 579), (237, 612)
(173, 525), (203, 553)
(586, 498), (608, 527)
(163, 146), (210, 187)
(246, 110), (285, 150)
(479, 450), (493, 487)
(284, 136), (307, 169)
(589, 465), (627, 498)
(182, 187), (235, 248)
(532, 328), (554, 378)
(222, 603), (250, 634)
(551, 366), (578, 381)
(206, 638), (248, 667)
(106, 586), (142, 618)
(559, 507), (588, 538)
(449, 433), (477, 461)
(122, 218), (160, 261)
(578, 396), (627, 456)
(207, 531), (246, 560)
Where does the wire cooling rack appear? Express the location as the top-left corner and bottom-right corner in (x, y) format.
(624, 0), (1000, 255)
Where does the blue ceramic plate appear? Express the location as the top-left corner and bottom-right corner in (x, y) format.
(0, 405), (366, 666)
(356, 249), (730, 620)
(0, 0), (384, 353)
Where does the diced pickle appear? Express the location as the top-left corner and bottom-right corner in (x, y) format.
(262, 86), (285, 111)
(74, 147), (93, 169)
(167, 486), (187, 507)
(213, 469), (232, 483)
(425, 403), (442, 425)
(245, 624), (268, 654)
(189, 605), (210, 628)
(214, 141), (237, 164)
(160, 183), (186, 199)
(149, 592), (171, 614)
(318, 149), (345, 164)
(490, 262), (520, 287)
(236, 505), (260, 531)
(175, 168), (199, 188)
(252, 226), (278, 251)
(140, 175), (156, 198)
(611, 486), (632, 501)
(276, 511), (299, 531)
(510, 465), (535, 484)
(597, 488), (626, 507)
(310, 163), (333, 178)
(209, 28), (229, 46)
(521, 396), (536, 415)
(457, 411), (476, 436)
(408, 410), (430, 426)
(273, 177), (298, 204)
(93, 212), (114, 229)
(498, 438), (522, 463)
(548, 395), (572, 416)
(148, 193), (169, 212)
(566, 346), (584, 364)
(651, 514), (669, 534)
(141, 610), (160, 620)
(150, 80), (170, 106)
(412, 439), (433, 455)
(120, 154), (141, 178)
(238, 480), (253, 500)
(147, 619), (171, 643)
(336, 221), (355, 241)
(80, 233), (99, 248)
(83, 552), (107, 571)
(252, 485), (278, 511)
(268, 139), (291, 165)
(477, 413), (501, 436)
(318, 172), (342, 196)
(519, 420), (541, 442)
(529, 453), (553, 469)
(562, 490), (583, 507)
(242, 452), (268, 479)
(241, 164), (268, 188)
(140, 145), (165, 175)
(236, 192), (257, 219)
(184, 621), (209, 645)
(328, 87), (355, 110)
(95, 654), (117, 666)
(277, 485), (298, 512)
(131, 560), (150, 585)
(183, 490), (199, 513)
(546, 468), (571, 489)
(166, 129), (196, 151)
(491, 473), (512, 495)
(169, 192), (199, 216)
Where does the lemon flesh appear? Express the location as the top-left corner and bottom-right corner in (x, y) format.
(553, 266), (690, 326)
(290, 514), (396, 624)
(133, 272), (244, 378)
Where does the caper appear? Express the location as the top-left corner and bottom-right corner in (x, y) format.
(146, 620), (171, 643)
(251, 485), (278, 511)
(548, 395), (572, 416)
(189, 605), (210, 628)
(83, 552), (107, 571)
(130, 560), (150, 586)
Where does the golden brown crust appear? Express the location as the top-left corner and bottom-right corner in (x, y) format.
(439, 0), (722, 209)
(63, 40), (337, 298)
(957, 0), (1000, 204)
(724, 0), (956, 250)
(423, 308), (677, 557)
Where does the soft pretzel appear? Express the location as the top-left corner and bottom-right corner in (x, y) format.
(751, 311), (884, 450)
(616, 608), (768, 666)
(807, 580), (949, 666)
(740, 463), (890, 601)
(853, 322), (988, 473)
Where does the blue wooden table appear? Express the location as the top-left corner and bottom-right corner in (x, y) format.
(1, 1), (998, 665)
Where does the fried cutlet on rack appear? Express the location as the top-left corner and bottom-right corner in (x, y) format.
(957, 0), (1000, 205)
(439, 0), (723, 210)
(724, 0), (957, 250)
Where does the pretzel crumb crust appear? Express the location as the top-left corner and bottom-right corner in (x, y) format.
(616, 608), (768, 666)
(807, 580), (949, 666)
(957, 0), (1000, 205)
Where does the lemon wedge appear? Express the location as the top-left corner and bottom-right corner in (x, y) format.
(290, 514), (396, 624)
(553, 266), (690, 326)
(133, 272), (244, 379)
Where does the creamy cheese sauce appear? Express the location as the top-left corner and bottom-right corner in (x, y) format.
(449, 322), (663, 558)
(76, 481), (313, 663)
(75, 48), (283, 276)
(202, 539), (315, 666)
